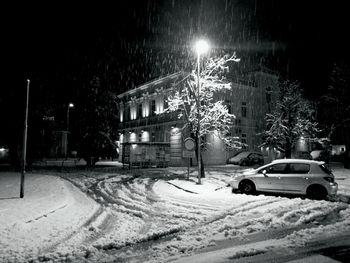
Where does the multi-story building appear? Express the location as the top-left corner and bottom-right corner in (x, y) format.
(117, 68), (279, 167)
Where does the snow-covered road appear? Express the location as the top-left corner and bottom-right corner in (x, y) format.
(1, 164), (349, 262)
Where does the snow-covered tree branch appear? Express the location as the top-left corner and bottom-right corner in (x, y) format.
(166, 53), (243, 177)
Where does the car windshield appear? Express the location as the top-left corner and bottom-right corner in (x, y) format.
(319, 164), (333, 175)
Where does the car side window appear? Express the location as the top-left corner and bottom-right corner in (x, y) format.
(289, 163), (310, 174)
(266, 163), (288, 174)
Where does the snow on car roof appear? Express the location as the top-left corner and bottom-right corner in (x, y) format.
(271, 158), (324, 165)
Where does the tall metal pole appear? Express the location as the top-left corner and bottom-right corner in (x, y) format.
(20, 79), (30, 198)
(197, 54), (201, 184)
(66, 105), (70, 159)
(67, 104), (70, 132)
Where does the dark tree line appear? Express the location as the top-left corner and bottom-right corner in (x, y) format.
(318, 63), (350, 168)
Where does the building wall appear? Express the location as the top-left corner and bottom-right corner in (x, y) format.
(202, 130), (227, 165)
(169, 127), (183, 166)
(117, 71), (279, 166)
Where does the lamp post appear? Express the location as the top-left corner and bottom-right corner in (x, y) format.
(20, 79), (30, 198)
(194, 39), (209, 184)
(65, 103), (74, 158)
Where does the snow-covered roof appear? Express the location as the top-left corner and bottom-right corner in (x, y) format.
(271, 158), (324, 165)
(117, 71), (186, 99)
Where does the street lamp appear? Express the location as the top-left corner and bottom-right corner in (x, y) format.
(20, 79), (30, 198)
(194, 39), (210, 184)
(65, 103), (74, 158)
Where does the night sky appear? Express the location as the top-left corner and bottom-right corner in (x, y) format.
(5, 0), (350, 94)
(2, 0), (350, 145)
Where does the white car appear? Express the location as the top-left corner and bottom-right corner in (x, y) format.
(230, 159), (338, 200)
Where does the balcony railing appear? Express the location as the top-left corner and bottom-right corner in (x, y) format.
(118, 111), (180, 130)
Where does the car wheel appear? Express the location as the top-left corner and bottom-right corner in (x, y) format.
(307, 185), (327, 200)
(239, 180), (256, 195)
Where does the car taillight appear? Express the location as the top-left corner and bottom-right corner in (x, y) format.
(323, 177), (334, 183)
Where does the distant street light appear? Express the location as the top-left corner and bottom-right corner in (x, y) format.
(194, 39), (210, 184)
(67, 103), (74, 131)
(65, 103), (74, 159)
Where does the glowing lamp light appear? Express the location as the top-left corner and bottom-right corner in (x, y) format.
(194, 39), (210, 55)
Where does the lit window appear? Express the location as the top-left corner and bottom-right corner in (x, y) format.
(130, 105), (137, 120)
(120, 108), (124, 122)
(155, 97), (164, 114)
(143, 101), (149, 117)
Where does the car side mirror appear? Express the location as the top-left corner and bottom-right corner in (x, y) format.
(262, 170), (268, 177)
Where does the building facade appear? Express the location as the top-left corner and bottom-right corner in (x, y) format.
(117, 69), (279, 167)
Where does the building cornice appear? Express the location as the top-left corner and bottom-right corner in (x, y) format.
(117, 71), (184, 99)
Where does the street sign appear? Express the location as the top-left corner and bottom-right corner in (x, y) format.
(183, 150), (196, 158)
(184, 137), (195, 151)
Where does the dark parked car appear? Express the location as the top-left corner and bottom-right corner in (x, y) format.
(310, 150), (331, 163)
(227, 151), (264, 166)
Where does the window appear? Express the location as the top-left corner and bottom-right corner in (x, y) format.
(225, 100), (232, 114)
(290, 163), (310, 174)
(130, 105), (137, 120)
(151, 100), (156, 116)
(138, 133), (142, 142)
(241, 102), (247, 118)
(241, 133), (247, 144)
(125, 107), (130, 121)
(120, 108), (124, 122)
(266, 163), (288, 174)
(138, 104), (142, 119)
(266, 86), (272, 103)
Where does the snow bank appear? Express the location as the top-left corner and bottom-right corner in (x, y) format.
(0, 172), (99, 262)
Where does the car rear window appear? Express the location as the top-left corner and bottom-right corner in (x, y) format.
(319, 164), (333, 175)
(289, 163), (310, 174)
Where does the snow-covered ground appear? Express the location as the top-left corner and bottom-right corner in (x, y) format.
(0, 164), (349, 262)
(0, 172), (99, 262)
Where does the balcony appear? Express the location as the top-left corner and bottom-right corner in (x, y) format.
(118, 111), (181, 130)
